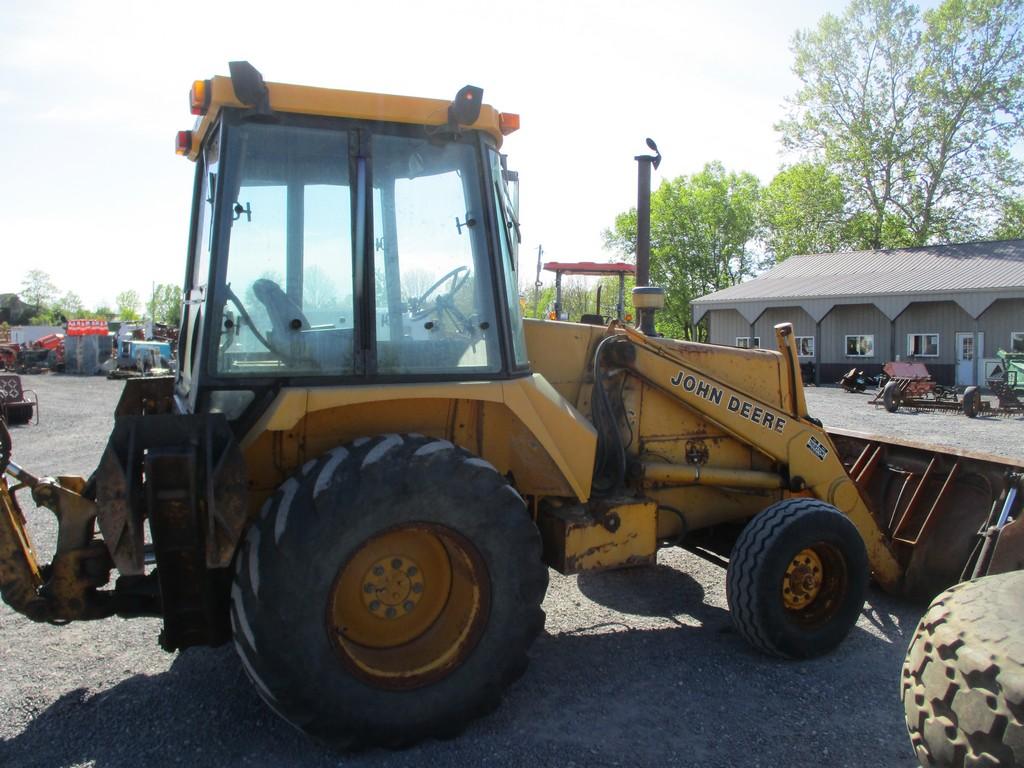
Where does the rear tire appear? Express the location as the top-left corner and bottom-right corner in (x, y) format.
(726, 498), (869, 658)
(901, 571), (1024, 767)
(883, 381), (902, 413)
(230, 434), (548, 749)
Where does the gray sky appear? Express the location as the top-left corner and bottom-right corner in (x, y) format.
(2, 0), (897, 309)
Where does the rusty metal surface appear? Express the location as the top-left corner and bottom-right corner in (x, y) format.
(96, 413), (248, 575)
(539, 498), (657, 575)
(988, 516), (1024, 574)
(145, 448), (231, 651)
(40, 543), (115, 621)
(830, 429), (1022, 600)
(1, 468), (115, 623)
(0, 476), (46, 620)
(113, 376), (175, 417)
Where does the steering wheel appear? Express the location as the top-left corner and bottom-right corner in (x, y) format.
(410, 266), (470, 321)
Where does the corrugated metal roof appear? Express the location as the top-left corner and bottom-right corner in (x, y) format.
(693, 239), (1024, 305)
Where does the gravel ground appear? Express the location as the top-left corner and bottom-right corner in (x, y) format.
(805, 385), (1024, 464)
(2, 376), (1020, 767)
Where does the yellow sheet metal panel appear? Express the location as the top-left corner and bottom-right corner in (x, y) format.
(620, 330), (903, 589)
(477, 403), (575, 497)
(501, 375), (597, 501)
(524, 319), (790, 416)
(240, 376), (597, 515)
(640, 462), (785, 489)
(642, 336), (791, 412)
(538, 499), (657, 575)
(522, 319), (606, 409)
(188, 75), (506, 160)
(647, 485), (783, 536)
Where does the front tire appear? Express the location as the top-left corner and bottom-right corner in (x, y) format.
(726, 498), (869, 659)
(230, 434), (548, 749)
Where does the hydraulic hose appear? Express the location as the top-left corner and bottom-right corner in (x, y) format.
(590, 335), (627, 495)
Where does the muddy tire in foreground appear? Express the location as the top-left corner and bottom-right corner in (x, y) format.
(901, 570), (1024, 767)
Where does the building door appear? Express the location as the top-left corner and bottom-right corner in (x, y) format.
(955, 332), (983, 386)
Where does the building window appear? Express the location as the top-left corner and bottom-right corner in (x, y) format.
(845, 335), (874, 357)
(1012, 331), (1024, 353)
(795, 336), (815, 357)
(735, 337), (760, 349)
(907, 333), (939, 357)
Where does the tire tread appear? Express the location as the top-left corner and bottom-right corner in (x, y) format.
(901, 571), (1024, 767)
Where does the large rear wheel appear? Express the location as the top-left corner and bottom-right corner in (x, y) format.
(230, 434), (548, 749)
(726, 498), (869, 658)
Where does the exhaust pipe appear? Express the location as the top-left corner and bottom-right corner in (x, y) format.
(633, 138), (664, 336)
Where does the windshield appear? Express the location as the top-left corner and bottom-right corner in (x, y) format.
(211, 119), (502, 378)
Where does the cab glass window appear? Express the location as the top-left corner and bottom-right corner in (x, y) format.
(372, 135), (499, 375)
(214, 123), (354, 376)
(489, 148), (528, 368)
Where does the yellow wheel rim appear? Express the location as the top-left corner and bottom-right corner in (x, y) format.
(328, 524), (488, 689)
(783, 547), (824, 610)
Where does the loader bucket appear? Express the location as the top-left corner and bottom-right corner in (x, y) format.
(827, 427), (1024, 600)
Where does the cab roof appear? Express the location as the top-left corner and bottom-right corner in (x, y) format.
(186, 75), (509, 160)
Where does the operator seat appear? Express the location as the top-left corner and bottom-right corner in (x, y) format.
(251, 279), (313, 365)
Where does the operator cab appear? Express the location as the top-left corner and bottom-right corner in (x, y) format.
(175, 65), (527, 423)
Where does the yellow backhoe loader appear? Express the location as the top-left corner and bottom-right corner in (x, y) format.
(1, 63), (1021, 750)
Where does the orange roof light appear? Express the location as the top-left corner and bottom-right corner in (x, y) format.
(190, 79), (211, 116)
(175, 130), (193, 156)
(499, 112), (520, 135)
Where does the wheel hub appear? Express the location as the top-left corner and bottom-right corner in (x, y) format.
(361, 556), (425, 619)
(783, 548), (824, 610)
(327, 523), (488, 689)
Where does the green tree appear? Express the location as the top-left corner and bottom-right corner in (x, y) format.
(779, 0), (1024, 248)
(604, 162), (763, 340)
(994, 198), (1024, 239)
(116, 290), (141, 322)
(150, 284), (182, 325)
(759, 163), (848, 261)
(20, 269), (58, 309)
(596, 274), (635, 321)
(58, 291), (84, 317)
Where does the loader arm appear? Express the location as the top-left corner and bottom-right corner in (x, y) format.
(613, 322), (902, 590)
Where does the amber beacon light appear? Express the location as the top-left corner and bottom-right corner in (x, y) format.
(189, 80), (211, 116)
(499, 112), (520, 135)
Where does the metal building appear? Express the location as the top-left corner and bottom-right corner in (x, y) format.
(691, 239), (1024, 386)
